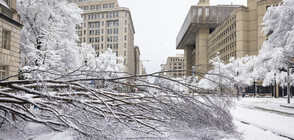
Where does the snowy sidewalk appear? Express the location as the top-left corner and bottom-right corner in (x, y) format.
(231, 105), (294, 139)
(237, 98), (294, 116)
(233, 120), (288, 140)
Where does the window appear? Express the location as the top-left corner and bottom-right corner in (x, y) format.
(124, 59), (126, 64)
(0, 66), (7, 80)
(124, 43), (127, 48)
(109, 3), (115, 8)
(124, 51), (126, 56)
(125, 20), (127, 25)
(97, 5), (101, 10)
(2, 30), (10, 49)
(103, 4), (108, 9)
(90, 5), (95, 10)
(113, 36), (118, 42)
(107, 20), (119, 27)
(124, 35), (127, 41)
(124, 27), (127, 33)
(84, 6), (89, 10)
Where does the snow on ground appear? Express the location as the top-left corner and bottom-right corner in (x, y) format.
(229, 120), (289, 140)
(232, 98), (294, 139)
(237, 98), (294, 115)
(33, 131), (73, 140)
(0, 122), (73, 140)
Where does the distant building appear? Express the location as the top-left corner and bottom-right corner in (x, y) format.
(177, 0), (281, 78)
(139, 60), (147, 75)
(68, 0), (136, 75)
(0, 0), (22, 81)
(134, 46), (140, 75)
(161, 54), (185, 79)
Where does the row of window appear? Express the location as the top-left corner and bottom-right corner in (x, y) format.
(83, 28), (126, 36)
(107, 28), (119, 34)
(91, 43), (128, 50)
(169, 58), (184, 62)
(83, 12), (128, 21)
(106, 36), (119, 42)
(85, 12), (119, 21)
(106, 44), (119, 50)
(209, 33), (236, 56)
(68, 0), (115, 10)
(80, 3), (115, 10)
(107, 20), (119, 27)
(169, 63), (183, 66)
(169, 66), (185, 70)
(210, 23), (236, 45)
(77, 19), (127, 30)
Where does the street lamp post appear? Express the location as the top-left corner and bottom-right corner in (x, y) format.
(236, 71), (239, 97)
(217, 52), (222, 95)
(192, 66), (196, 97)
(287, 63), (291, 104)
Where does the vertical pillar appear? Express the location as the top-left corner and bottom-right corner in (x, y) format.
(184, 45), (193, 77)
(195, 27), (209, 77)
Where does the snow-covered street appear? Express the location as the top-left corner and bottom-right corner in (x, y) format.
(232, 98), (294, 140)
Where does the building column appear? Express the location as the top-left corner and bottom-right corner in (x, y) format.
(195, 27), (209, 78)
(184, 45), (193, 77)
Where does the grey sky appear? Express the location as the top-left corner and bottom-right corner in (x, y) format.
(119, 0), (247, 74)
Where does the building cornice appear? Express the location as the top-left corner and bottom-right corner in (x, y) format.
(0, 13), (22, 28)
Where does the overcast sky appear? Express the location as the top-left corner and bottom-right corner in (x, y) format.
(119, 0), (247, 74)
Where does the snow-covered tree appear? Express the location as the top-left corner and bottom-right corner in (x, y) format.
(18, 0), (83, 79)
(253, 0), (294, 86)
(0, 70), (238, 139)
(198, 55), (255, 93)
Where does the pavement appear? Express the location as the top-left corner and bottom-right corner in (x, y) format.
(232, 98), (294, 140)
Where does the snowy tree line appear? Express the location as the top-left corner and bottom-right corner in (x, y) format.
(198, 0), (294, 99)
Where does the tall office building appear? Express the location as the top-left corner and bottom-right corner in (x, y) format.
(177, 0), (281, 77)
(68, 0), (136, 75)
(177, 0), (282, 96)
(0, 0), (22, 81)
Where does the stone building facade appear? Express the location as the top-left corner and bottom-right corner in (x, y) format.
(161, 54), (185, 79)
(0, 0), (22, 81)
(68, 0), (136, 75)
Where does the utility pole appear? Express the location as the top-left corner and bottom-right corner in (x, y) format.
(287, 63), (291, 104)
(236, 72), (239, 97)
(217, 52), (222, 95)
(254, 79), (256, 97)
